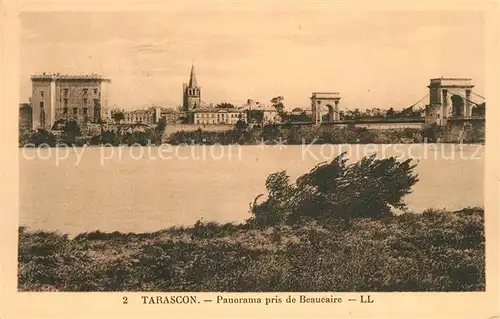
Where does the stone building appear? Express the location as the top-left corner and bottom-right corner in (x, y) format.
(19, 103), (33, 133)
(241, 99), (279, 124)
(158, 107), (180, 124)
(111, 107), (160, 125)
(123, 109), (156, 124)
(30, 73), (111, 130)
(193, 106), (247, 125)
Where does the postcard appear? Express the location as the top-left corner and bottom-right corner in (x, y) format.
(1, 0), (499, 318)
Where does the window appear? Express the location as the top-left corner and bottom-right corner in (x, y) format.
(83, 107), (88, 115)
(83, 99), (88, 106)
(63, 88), (69, 97)
(63, 107), (68, 114)
(40, 91), (44, 98)
(40, 101), (44, 108)
(93, 89), (98, 95)
(64, 99), (68, 107)
(73, 108), (78, 115)
(83, 88), (88, 96)
(40, 108), (45, 127)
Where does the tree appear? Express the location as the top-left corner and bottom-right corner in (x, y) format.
(421, 123), (442, 143)
(251, 153), (419, 226)
(112, 111), (125, 124)
(235, 119), (249, 131)
(155, 118), (166, 132)
(344, 108), (362, 120)
(270, 96), (286, 122)
(28, 129), (57, 147)
(247, 110), (264, 124)
(51, 119), (81, 145)
(385, 107), (396, 119)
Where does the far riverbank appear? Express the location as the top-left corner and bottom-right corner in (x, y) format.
(19, 123), (485, 147)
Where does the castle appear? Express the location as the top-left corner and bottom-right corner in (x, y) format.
(30, 73), (111, 130)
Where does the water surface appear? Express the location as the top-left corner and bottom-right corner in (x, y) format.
(19, 144), (484, 236)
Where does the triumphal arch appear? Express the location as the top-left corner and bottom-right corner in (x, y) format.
(425, 78), (475, 125)
(311, 92), (341, 125)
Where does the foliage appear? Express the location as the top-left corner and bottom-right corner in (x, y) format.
(251, 154), (418, 226)
(235, 119), (249, 131)
(25, 129), (57, 147)
(111, 111), (125, 123)
(164, 123), (488, 146)
(18, 207), (485, 292)
(288, 111), (312, 122)
(246, 110), (264, 124)
(341, 107), (424, 121)
(270, 96), (286, 121)
(51, 119), (82, 145)
(421, 123), (442, 143)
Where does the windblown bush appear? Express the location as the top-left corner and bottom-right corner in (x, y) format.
(251, 153), (418, 226)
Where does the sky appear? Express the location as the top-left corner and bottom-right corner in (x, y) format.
(20, 6), (486, 111)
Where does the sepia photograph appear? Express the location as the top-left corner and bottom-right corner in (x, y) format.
(10, 2), (493, 297)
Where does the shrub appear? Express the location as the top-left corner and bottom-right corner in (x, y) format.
(18, 208), (485, 292)
(421, 123), (442, 142)
(251, 153), (418, 226)
(26, 129), (56, 147)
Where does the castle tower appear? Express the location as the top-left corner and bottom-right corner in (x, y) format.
(182, 64), (201, 112)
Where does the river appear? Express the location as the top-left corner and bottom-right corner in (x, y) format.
(19, 144), (484, 236)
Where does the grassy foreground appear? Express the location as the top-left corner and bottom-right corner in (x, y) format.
(18, 207), (484, 292)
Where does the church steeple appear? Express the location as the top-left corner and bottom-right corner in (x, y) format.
(188, 63), (198, 88)
(183, 64), (201, 112)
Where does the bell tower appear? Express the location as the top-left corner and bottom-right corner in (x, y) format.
(182, 64), (201, 112)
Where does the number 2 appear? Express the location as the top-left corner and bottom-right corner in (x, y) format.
(123, 296), (128, 304)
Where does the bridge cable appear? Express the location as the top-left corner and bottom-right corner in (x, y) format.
(470, 91), (485, 100)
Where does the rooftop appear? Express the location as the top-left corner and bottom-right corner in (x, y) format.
(429, 78), (473, 87)
(31, 73), (111, 81)
(311, 92), (341, 99)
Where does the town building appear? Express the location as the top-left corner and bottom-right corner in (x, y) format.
(241, 99), (279, 124)
(123, 109), (156, 124)
(30, 73), (111, 130)
(19, 103), (33, 133)
(158, 107), (181, 124)
(111, 107), (160, 125)
(193, 106), (247, 125)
